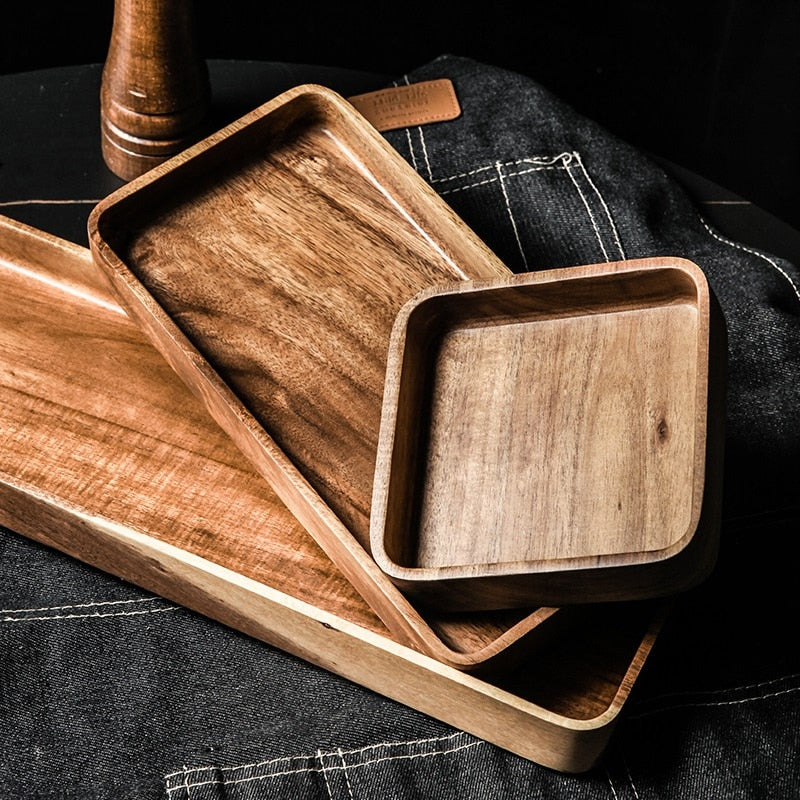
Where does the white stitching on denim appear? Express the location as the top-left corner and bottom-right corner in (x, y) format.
(340, 731), (469, 760)
(0, 605), (180, 622)
(431, 154), (573, 186)
(638, 672), (800, 705)
(165, 753), (318, 780)
(163, 732), (471, 780)
(402, 72), (434, 182)
(495, 161), (530, 270)
(318, 750), (335, 800)
(432, 163), (496, 183)
(182, 765), (193, 800)
(389, 77), (417, 170)
(432, 154), (577, 194)
(0, 597), (162, 614)
(418, 127), (433, 182)
(573, 152), (626, 259)
(505, 164), (569, 179)
(398, 75), (420, 173)
(437, 165), (568, 197)
(700, 216), (800, 307)
(563, 158), (611, 261)
(605, 768), (621, 800)
(623, 754), (641, 800)
(438, 176), (500, 196)
(628, 682), (800, 719)
(404, 129), (418, 172)
(164, 765), (193, 800)
(391, 75), (431, 180)
(169, 736), (484, 792)
(338, 748), (355, 800)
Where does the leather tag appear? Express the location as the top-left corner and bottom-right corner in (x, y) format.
(348, 79), (461, 132)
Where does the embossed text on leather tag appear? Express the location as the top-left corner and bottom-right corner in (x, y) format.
(348, 79), (461, 132)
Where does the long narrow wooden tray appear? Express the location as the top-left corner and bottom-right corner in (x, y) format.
(0, 216), (661, 773)
(87, 84), (533, 658)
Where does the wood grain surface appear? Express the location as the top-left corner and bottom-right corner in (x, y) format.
(88, 84), (527, 657)
(0, 212), (562, 671)
(371, 259), (726, 609)
(0, 216), (662, 772)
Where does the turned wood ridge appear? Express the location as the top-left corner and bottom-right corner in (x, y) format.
(101, 0), (210, 180)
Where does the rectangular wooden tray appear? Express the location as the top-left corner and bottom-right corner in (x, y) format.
(371, 260), (726, 610)
(0, 215), (661, 773)
(87, 83), (534, 658)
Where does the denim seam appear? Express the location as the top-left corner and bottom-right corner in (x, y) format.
(164, 733), (484, 795)
(605, 767), (623, 800)
(401, 72), (434, 182)
(344, 738), (483, 770)
(641, 672), (800, 702)
(606, 754), (641, 800)
(563, 157), (612, 261)
(628, 680), (800, 719)
(318, 749), (335, 800)
(403, 128), (417, 171)
(418, 125), (433, 182)
(0, 606), (180, 622)
(572, 152), (626, 259)
(0, 597), (162, 614)
(430, 153), (573, 186)
(495, 160), (529, 270)
(699, 216), (800, 307)
(397, 75), (420, 174)
(337, 748), (355, 800)
(436, 164), (565, 196)
(178, 766), (193, 800)
(622, 754), (641, 800)
(164, 731), (472, 781)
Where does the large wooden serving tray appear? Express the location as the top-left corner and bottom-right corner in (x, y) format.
(0, 216), (661, 773)
(87, 83), (538, 658)
(371, 259), (726, 610)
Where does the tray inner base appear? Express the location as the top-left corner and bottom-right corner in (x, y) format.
(388, 269), (702, 572)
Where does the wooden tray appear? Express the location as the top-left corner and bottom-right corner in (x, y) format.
(0, 216), (662, 773)
(87, 83), (527, 656)
(371, 259), (726, 610)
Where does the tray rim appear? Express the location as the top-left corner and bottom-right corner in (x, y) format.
(369, 257), (724, 606)
(86, 84), (557, 668)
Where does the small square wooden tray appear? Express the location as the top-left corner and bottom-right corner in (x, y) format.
(0, 216), (662, 773)
(371, 258), (726, 610)
(87, 83), (556, 663)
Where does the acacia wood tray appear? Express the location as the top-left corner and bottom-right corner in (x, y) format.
(371, 259), (726, 610)
(87, 83), (531, 655)
(0, 216), (662, 773)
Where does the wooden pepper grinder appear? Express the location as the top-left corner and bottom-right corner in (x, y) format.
(100, 0), (211, 180)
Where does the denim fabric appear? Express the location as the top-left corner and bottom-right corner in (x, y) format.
(2, 56), (799, 799)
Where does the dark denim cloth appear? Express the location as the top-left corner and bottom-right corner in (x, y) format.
(2, 55), (799, 799)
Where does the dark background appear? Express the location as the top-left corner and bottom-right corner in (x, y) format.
(2, 0), (799, 231)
